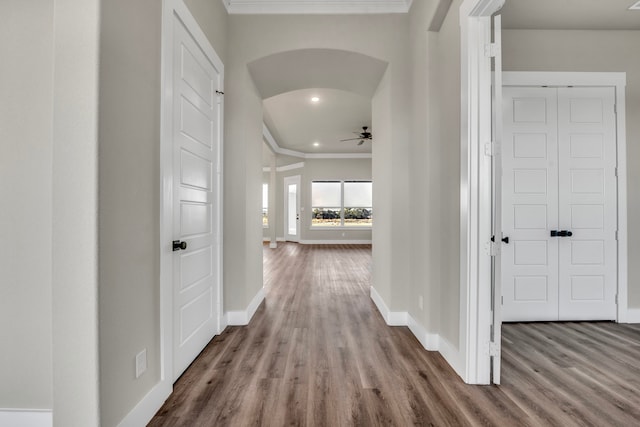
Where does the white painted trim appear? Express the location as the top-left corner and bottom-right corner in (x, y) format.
(299, 239), (372, 245)
(370, 288), (465, 378)
(407, 314), (439, 351)
(502, 71), (626, 87)
(624, 309), (640, 323)
(459, 0), (505, 386)
(0, 410), (52, 427)
(438, 336), (465, 380)
(116, 381), (171, 427)
(263, 123), (372, 160)
(501, 72), (628, 324)
(369, 286), (405, 325)
(277, 162), (305, 172)
(160, 0), (225, 414)
(223, 0), (413, 14)
(226, 287), (266, 325)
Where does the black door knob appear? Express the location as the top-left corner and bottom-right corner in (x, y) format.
(502, 236), (509, 244)
(173, 240), (187, 251)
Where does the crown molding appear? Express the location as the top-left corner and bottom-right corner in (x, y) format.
(222, 0), (413, 14)
(263, 123), (372, 160)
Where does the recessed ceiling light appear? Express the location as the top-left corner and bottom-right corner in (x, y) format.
(311, 97), (320, 103)
(313, 142), (320, 147)
(630, 1), (640, 10)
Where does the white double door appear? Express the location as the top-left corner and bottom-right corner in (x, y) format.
(502, 86), (617, 322)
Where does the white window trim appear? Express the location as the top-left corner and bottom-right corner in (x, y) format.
(310, 180), (373, 229)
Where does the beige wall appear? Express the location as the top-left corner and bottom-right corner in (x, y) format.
(502, 29), (640, 308)
(98, 0), (163, 425)
(51, 0), (102, 424)
(0, 0), (54, 410)
(184, 0), (229, 64)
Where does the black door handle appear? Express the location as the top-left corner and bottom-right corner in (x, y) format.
(502, 236), (509, 244)
(173, 240), (187, 251)
(550, 230), (573, 237)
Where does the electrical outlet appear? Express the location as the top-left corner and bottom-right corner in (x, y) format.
(418, 295), (424, 310)
(135, 349), (147, 378)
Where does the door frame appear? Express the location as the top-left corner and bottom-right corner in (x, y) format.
(501, 71), (628, 322)
(283, 175), (301, 242)
(160, 0), (224, 398)
(459, 0), (506, 385)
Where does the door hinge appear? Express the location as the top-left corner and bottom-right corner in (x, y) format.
(484, 141), (498, 157)
(484, 43), (500, 58)
(615, 167), (618, 177)
(615, 230), (619, 241)
(489, 341), (500, 357)
(486, 240), (499, 256)
(615, 294), (619, 304)
(614, 104), (617, 115)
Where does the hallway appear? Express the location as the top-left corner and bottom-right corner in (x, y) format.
(150, 243), (640, 426)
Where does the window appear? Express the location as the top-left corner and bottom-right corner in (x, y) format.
(311, 181), (372, 227)
(262, 183), (268, 227)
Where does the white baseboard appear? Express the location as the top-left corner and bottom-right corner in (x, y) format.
(407, 314), (439, 351)
(0, 409), (52, 427)
(225, 287), (265, 326)
(117, 380), (172, 427)
(624, 308), (640, 323)
(438, 336), (464, 380)
(369, 286), (463, 379)
(300, 240), (372, 245)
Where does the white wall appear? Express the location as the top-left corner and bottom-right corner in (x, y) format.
(0, 0), (54, 411)
(502, 29), (640, 309)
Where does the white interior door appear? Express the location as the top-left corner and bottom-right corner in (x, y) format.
(502, 87), (560, 321)
(172, 15), (222, 380)
(284, 175), (300, 242)
(557, 87), (617, 320)
(502, 86), (617, 322)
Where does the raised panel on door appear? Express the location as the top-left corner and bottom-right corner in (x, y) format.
(557, 87), (617, 320)
(502, 87), (559, 321)
(172, 15), (221, 380)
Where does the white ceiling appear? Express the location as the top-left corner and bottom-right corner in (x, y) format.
(501, 0), (640, 30)
(264, 88), (372, 155)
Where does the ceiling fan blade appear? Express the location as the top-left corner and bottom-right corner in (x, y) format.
(357, 140), (365, 146)
(340, 137), (361, 142)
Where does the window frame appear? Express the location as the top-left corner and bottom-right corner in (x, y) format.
(310, 180), (372, 229)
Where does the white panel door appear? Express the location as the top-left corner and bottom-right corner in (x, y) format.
(284, 175), (300, 242)
(172, 15), (222, 380)
(502, 87), (617, 322)
(557, 87), (617, 320)
(502, 87), (559, 321)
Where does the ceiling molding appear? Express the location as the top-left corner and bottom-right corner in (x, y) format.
(263, 162), (306, 172)
(222, 0), (413, 14)
(263, 123), (372, 160)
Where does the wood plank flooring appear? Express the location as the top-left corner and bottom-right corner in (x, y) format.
(149, 243), (640, 426)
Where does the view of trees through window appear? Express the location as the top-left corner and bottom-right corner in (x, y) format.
(311, 181), (372, 227)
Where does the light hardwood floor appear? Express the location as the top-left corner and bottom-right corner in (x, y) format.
(150, 243), (640, 426)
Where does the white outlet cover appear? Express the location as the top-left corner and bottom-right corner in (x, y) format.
(135, 349), (147, 378)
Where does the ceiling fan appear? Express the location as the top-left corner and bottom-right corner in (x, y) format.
(340, 126), (372, 146)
